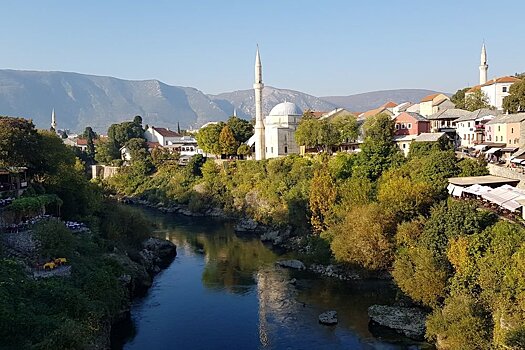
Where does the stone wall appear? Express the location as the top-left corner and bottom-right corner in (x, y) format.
(92, 165), (120, 180)
(488, 163), (525, 189)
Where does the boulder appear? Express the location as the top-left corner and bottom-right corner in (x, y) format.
(276, 259), (306, 270)
(368, 305), (427, 340)
(319, 311), (338, 325)
(142, 237), (177, 266)
(234, 218), (259, 232)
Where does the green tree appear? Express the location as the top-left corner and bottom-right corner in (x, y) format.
(465, 89), (491, 111)
(83, 127), (96, 163)
(354, 113), (405, 181)
(295, 117), (319, 149)
(218, 125), (239, 156)
(94, 138), (120, 164)
(502, 79), (525, 113)
(0, 116), (42, 172)
(328, 203), (395, 270)
(450, 87), (469, 109)
(196, 122), (224, 155)
(107, 118), (144, 149)
(309, 167), (337, 234)
(227, 116), (254, 143)
(332, 114), (359, 143)
(236, 144), (251, 158)
(457, 157), (489, 176)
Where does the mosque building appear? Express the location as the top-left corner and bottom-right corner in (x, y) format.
(252, 47), (303, 160)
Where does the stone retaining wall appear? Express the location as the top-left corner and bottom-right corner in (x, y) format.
(488, 163), (525, 189)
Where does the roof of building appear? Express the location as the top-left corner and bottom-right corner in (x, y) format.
(427, 108), (471, 120)
(269, 102), (303, 116)
(395, 111), (429, 122)
(359, 106), (393, 119)
(146, 142), (161, 148)
(455, 108), (501, 122)
(448, 175), (520, 187)
(486, 112), (525, 125)
(414, 132), (446, 142)
(393, 135), (417, 142)
(421, 93), (441, 102)
(153, 127), (182, 137)
(381, 101), (398, 108)
(76, 138), (88, 146)
(468, 76), (521, 93)
(311, 111), (326, 118)
(482, 76), (521, 86)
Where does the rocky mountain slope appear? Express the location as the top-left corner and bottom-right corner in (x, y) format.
(0, 69), (446, 132)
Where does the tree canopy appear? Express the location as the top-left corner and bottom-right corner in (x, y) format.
(503, 79), (525, 113)
(464, 89), (491, 111)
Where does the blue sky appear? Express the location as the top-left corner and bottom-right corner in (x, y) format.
(1, 0), (524, 96)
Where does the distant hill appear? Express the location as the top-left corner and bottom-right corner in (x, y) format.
(321, 89), (449, 113)
(209, 86), (337, 120)
(0, 69), (449, 133)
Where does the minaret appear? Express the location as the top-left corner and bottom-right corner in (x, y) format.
(254, 46), (265, 160)
(51, 108), (57, 131)
(479, 43), (488, 85)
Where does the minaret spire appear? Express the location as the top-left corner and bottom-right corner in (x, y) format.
(254, 45), (265, 160)
(479, 42), (488, 85)
(51, 108), (57, 131)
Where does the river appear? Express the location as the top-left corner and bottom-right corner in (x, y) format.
(113, 208), (432, 350)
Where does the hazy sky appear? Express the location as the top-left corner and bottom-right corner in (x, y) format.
(1, 0), (524, 96)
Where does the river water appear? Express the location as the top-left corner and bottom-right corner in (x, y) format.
(115, 208), (431, 350)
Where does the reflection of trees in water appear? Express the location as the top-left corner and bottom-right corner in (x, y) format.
(199, 232), (278, 293)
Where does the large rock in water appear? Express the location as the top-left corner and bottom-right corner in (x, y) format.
(319, 311), (338, 325)
(234, 218), (259, 232)
(368, 305), (427, 340)
(276, 259), (306, 270)
(142, 237), (177, 268)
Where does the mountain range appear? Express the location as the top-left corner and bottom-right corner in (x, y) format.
(0, 69), (444, 133)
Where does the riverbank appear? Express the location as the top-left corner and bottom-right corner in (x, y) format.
(0, 217), (176, 350)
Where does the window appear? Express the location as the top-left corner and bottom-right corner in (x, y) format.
(468, 122), (470, 128)
(407, 123), (412, 129)
(498, 126), (501, 132)
(395, 124), (399, 130)
(463, 134), (466, 140)
(503, 86), (508, 93)
(284, 146), (288, 154)
(402, 144), (406, 149)
(512, 128), (514, 134)
(271, 147), (274, 153)
(401, 124), (406, 129)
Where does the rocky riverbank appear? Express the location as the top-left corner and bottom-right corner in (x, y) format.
(116, 196), (392, 282)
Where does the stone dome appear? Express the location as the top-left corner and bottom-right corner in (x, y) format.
(268, 102), (303, 116)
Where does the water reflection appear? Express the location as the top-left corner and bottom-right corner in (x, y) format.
(120, 208), (430, 350)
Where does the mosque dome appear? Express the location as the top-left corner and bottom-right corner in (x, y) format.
(268, 102), (303, 116)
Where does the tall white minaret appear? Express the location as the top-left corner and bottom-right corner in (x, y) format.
(254, 46), (265, 160)
(479, 43), (488, 85)
(51, 108), (57, 130)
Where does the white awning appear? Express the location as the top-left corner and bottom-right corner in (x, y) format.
(447, 184), (455, 194)
(501, 199), (523, 212)
(486, 147), (502, 154)
(511, 158), (524, 164)
(463, 184), (491, 196)
(473, 145), (487, 151)
(452, 186), (464, 197)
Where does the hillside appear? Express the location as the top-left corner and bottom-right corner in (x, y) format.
(321, 89), (448, 112)
(0, 69), (447, 132)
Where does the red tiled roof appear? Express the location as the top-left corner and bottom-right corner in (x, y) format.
(420, 93), (441, 102)
(147, 141), (161, 148)
(311, 111), (326, 118)
(153, 127), (182, 137)
(381, 101), (398, 108)
(76, 138), (88, 146)
(482, 76), (521, 86)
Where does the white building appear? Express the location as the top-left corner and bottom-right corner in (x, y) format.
(144, 125), (199, 156)
(264, 102), (303, 159)
(467, 44), (521, 110)
(455, 109), (500, 148)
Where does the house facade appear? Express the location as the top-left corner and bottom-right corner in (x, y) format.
(393, 112), (430, 136)
(419, 93), (455, 117)
(485, 113), (525, 146)
(467, 76), (521, 111)
(455, 109), (500, 148)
